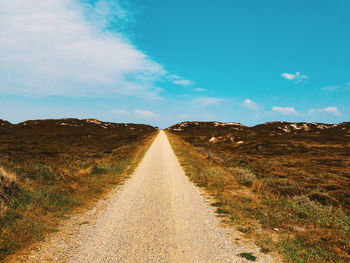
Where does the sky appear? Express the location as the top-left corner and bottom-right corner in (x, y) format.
(0, 0), (349, 128)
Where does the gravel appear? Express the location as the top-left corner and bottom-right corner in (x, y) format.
(7, 131), (278, 263)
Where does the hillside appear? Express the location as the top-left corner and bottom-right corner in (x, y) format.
(0, 118), (157, 260)
(168, 121), (350, 208)
(167, 121), (350, 262)
(0, 118), (156, 161)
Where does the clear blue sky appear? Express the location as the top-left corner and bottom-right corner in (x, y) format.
(0, 0), (349, 127)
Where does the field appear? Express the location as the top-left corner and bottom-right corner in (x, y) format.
(167, 121), (350, 262)
(0, 118), (157, 260)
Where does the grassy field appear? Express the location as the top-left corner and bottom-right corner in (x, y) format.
(166, 125), (350, 263)
(0, 118), (157, 261)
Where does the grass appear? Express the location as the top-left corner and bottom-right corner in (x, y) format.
(0, 167), (17, 212)
(166, 131), (350, 263)
(237, 226), (252, 233)
(239, 252), (257, 261)
(0, 120), (157, 261)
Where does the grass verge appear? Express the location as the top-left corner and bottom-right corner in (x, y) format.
(166, 131), (350, 263)
(0, 131), (158, 261)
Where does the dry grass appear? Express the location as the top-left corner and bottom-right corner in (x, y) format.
(0, 119), (158, 261)
(0, 167), (17, 215)
(230, 167), (257, 187)
(166, 131), (350, 263)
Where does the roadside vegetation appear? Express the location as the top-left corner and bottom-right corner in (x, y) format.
(0, 118), (157, 261)
(166, 126), (350, 263)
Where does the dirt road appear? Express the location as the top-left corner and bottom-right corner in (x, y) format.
(9, 131), (276, 262)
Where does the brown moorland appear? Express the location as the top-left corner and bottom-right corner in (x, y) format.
(0, 118), (157, 261)
(166, 121), (350, 263)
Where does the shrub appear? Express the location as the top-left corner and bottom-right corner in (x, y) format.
(231, 167), (256, 187)
(239, 252), (257, 261)
(0, 167), (18, 214)
(237, 226), (252, 233)
(0, 167), (17, 201)
(91, 165), (108, 174)
(292, 195), (321, 211)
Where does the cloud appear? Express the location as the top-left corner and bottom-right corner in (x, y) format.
(173, 79), (194, 86)
(243, 98), (258, 109)
(309, 107), (340, 115)
(321, 86), (340, 92)
(194, 88), (206, 92)
(0, 0), (170, 98)
(112, 109), (128, 115)
(134, 109), (159, 118)
(272, 106), (298, 115)
(322, 82), (350, 92)
(196, 97), (225, 105)
(168, 75), (194, 86)
(281, 72), (308, 83)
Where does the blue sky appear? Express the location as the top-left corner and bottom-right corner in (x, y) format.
(0, 0), (349, 128)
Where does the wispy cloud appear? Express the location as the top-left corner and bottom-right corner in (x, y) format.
(272, 106), (298, 115)
(168, 74), (194, 86)
(321, 86), (340, 92)
(112, 109), (129, 115)
(196, 97), (225, 105)
(309, 107), (340, 115)
(134, 109), (159, 118)
(194, 88), (206, 92)
(173, 79), (194, 86)
(243, 98), (258, 109)
(0, 0), (185, 98)
(281, 72), (308, 83)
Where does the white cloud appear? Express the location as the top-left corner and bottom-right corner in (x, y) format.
(194, 88), (206, 92)
(179, 114), (191, 119)
(196, 97), (225, 105)
(272, 106), (298, 115)
(309, 107), (340, 115)
(134, 109), (159, 118)
(0, 0), (170, 98)
(243, 98), (258, 109)
(112, 109), (128, 115)
(321, 86), (340, 92)
(168, 75), (194, 86)
(281, 72), (308, 83)
(173, 79), (194, 86)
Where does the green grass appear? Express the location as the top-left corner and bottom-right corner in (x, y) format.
(237, 226), (252, 233)
(216, 207), (230, 214)
(239, 252), (257, 261)
(280, 238), (335, 263)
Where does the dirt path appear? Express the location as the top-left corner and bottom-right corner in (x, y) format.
(8, 131), (277, 262)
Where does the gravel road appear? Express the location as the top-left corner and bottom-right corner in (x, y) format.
(8, 131), (277, 263)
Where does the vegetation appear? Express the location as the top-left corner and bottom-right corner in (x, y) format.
(0, 118), (157, 261)
(239, 252), (257, 261)
(166, 129), (350, 263)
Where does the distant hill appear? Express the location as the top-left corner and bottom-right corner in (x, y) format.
(167, 121), (350, 145)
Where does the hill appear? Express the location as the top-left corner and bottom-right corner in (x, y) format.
(0, 118), (157, 260)
(167, 121), (350, 262)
